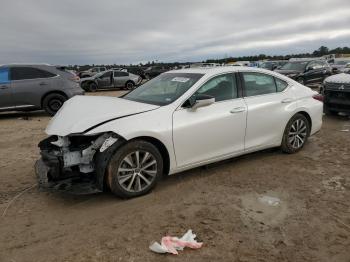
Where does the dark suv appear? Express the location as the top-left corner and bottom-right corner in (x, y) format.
(144, 66), (170, 79)
(275, 59), (332, 86)
(323, 73), (350, 115)
(0, 64), (84, 115)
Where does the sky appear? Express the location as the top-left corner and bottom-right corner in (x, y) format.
(0, 0), (350, 65)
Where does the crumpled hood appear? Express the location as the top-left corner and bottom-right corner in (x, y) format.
(46, 96), (159, 136)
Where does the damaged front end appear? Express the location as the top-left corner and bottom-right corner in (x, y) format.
(35, 133), (119, 194)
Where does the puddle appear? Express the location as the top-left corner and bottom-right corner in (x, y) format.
(240, 192), (288, 227)
(258, 196), (281, 206)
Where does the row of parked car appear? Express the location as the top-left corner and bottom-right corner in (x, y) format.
(0, 59), (349, 116)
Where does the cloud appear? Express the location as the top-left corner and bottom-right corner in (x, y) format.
(0, 0), (349, 64)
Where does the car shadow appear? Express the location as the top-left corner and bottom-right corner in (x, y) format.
(0, 110), (49, 119)
(45, 147), (282, 207)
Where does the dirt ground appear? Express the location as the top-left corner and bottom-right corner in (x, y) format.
(0, 90), (349, 262)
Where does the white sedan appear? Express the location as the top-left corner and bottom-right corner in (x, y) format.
(35, 67), (323, 198)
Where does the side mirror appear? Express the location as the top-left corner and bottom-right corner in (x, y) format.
(184, 94), (215, 109)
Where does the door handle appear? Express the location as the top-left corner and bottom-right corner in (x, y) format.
(230, 107), (246, 113)
(281, 98), (293, 103)
(0, 85), (9, 90)
(39, 82), (48, 86)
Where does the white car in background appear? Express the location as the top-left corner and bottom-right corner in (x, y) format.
(35, 67), (323, 198)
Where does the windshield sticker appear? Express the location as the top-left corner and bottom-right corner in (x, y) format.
(171, 77), (190, 83)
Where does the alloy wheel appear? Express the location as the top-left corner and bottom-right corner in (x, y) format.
(126, 82), (134, 90)
(117, 150), (157, 193)
(48, 99), (63, 112)
(288, 119), (307, 149)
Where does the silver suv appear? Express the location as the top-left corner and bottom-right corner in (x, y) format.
(0, 64), (85, 115)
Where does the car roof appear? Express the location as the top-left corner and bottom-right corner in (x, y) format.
(167, 66), (270, 76)
(167, 66), (295, 83)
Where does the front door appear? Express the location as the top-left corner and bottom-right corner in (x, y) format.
(304, 61), (324, 85)
(97, 71), (113, 88)
(0, 67), (13, 108)
(173, 73), (247, 168)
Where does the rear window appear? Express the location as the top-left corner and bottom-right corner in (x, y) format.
(275, 77), (288, 92)
(0, 68), (9, 83)
(11, 67), (56, 80)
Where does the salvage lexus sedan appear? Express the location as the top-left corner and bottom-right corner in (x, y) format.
(35, 67), (323, 198)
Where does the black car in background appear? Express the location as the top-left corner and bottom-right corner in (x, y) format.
(144, 66), (170, 79)
(322, 73), (350, 115)
(124, 67), (147, 79)
(259, 60), (288, 70)
(275, 59), (332, 86)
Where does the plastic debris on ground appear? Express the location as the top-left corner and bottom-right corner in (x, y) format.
(258, 195), (281, 206)
(149, 229), (203, 255)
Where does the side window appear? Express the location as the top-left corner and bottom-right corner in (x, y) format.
(11, 67), (56, 80)
(275, 77), (288, 92)
(195, 74), (237, 102)
(242, 72), (276, 97)
(100, 68), (106, 72)
(101, 72), (112, 78)
(0, 68), (9, 83)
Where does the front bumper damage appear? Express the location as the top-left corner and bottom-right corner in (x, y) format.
(35, 133), (118, 194)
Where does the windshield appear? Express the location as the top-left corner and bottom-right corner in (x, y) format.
(123, 73), (204, 106)
(280, 62), (308, 71)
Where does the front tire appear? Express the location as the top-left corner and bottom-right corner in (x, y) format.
(42, 93), (67, 116)
(281, 114), (310, 154)
(106, 140), (163, 198)
(125, 81), (135, 90)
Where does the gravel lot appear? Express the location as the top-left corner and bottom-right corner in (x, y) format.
(0, 90), (349, 262)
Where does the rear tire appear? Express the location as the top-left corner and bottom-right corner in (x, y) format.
(106, 140), (163, 198)
(281, 113), (310, 154)
(42, 93), (67, 116)
(125, 81), (135, 90)
(89, 82), (98, 92)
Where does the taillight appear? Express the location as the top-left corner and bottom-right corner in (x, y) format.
(312, 94), (324, 102)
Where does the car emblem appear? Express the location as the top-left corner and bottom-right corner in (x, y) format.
(339, 85), (345, 90)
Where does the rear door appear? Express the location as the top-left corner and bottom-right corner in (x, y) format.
(240, 71), (297, 151)
(10, 67), (57, 108)
(114, 71), (129, 87)
(0, 67), (13, 108)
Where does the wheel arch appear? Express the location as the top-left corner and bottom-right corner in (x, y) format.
(95, 134), (171, 192)
(296, 111), (312, 131)
(129, 136), (170, 177)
